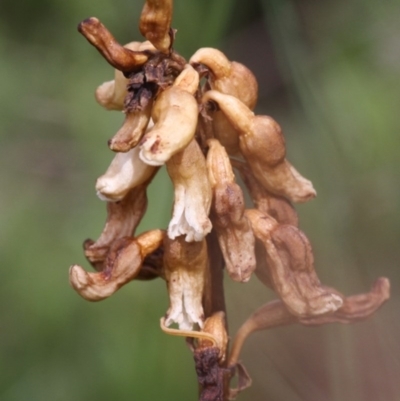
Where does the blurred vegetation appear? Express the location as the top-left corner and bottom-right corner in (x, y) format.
(0, 0), (399, 400)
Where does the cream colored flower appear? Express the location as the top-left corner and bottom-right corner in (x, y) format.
(96, 145), (157, 202)
(139, 66), (199, 166)
(167, 139), (212, 242)
(164, 235), (207, 330)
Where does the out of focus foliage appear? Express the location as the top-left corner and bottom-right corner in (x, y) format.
(0, 0), (398, 400)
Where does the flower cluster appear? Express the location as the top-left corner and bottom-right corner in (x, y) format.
(69, 1), (390, 399)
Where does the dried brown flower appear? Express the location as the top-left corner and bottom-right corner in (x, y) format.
(207, 139), (256, 282)
(83, 181), (150, 269)
(70, 229), (164, 301)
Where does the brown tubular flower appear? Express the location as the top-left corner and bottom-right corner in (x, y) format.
(139, 0), (173, 54)
(228, 278), (390, 368)
(72, 3), (390, 400)
(246, 209), (343, 317)
(206, 139), (256, 282)
(70, 229), (164, 301)
(108, 100), (153, 152)
(167, 138), (212, 242)
(83, 181), (150, 270)
(202, 90), (316, 203)
(163, 235), (208, 329)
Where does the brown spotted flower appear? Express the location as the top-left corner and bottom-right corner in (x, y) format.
(69, 1), (390, 400)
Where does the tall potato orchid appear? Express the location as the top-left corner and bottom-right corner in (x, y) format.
(70, 1), (390, 400)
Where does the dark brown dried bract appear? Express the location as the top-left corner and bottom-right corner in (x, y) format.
(78, 17), (150, 72)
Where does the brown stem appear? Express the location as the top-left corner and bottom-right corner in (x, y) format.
(200, 230), (230, 401)
(204, 229), (226, 319)
(228, 300), (295, 367)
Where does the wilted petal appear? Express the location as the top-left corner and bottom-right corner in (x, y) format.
(246, 209), (343, 317)
(300, 277), (390, 325)
(167, 139), (212, 242)
(70, 230), (165, 301)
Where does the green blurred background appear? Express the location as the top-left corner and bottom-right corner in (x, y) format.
(0, 0), (399, 400)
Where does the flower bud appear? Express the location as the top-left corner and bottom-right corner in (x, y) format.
(139, 73), (199, 165)
(164, 235), (207, 330)
(78, 18), (150, 72)
(206, 139), (256, 282)
(96, 146), (158, 202)
(167, 139), (212, 242)
(70, 230), (164, 301)
(203, 90), (316, 203)
(139, 0), (173, 54)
